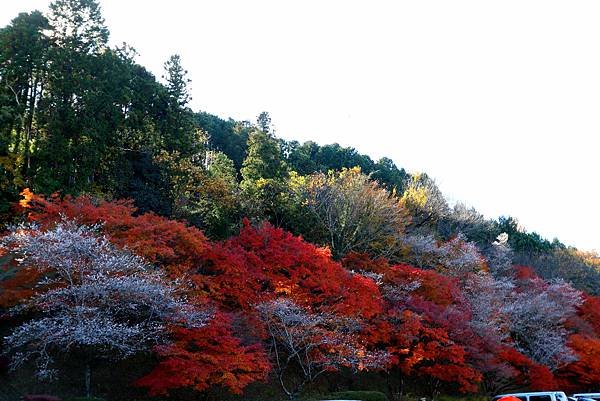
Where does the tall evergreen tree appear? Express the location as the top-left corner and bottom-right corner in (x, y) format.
(163, 54), (191, 107)
(48, 0), (108, 54)
(241, 130), (287, 182)
(160, 54), (196, 155)
(256, 111), (272, 134)
(240, 130), (289, 224)
(0, 11), (50, 205)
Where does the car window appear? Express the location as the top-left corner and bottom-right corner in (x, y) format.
(530, 396), (552, 401)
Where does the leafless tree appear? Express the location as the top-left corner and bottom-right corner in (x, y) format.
(401, 232), (484, 276)
(463, 270), (581, 370)
(256, 299), (388, 400)
(488, 233), (514, 277)
(463, 272), (515, 343)
(504, 278), (582, 369)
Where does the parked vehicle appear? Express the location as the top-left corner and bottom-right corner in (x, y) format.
(493, 392), (569, 401)
(572, 394), (600, 401)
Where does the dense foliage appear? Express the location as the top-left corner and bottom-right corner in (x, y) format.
(1, 2), (600, 401)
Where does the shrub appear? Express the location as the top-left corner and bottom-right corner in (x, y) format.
(63, 398), (106, 401)
(22, 396), (61, 401)
(324, 391), (389, 401)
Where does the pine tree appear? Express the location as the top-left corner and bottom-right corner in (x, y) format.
(241, 130), (287, 182)
(48, 0), (109, 54)
(163, 54), (191, 107)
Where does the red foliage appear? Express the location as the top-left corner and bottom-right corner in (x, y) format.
(2, 190), (211, 307)
(513, 265), (539, 281)
(344, 254), (463, 307)
(342, 251), (391, 274)
(498, 347), (557, 390)
(368, 307), (481, 393)
(356, 257), (481, 393)
(16, 189), (210, 276)
(136, 312), (270, 395)
(10, 190), (600, 395)
(0, 259), (39, 307)
(556, 334), (600, 391)
(196, 221), (382, 317)
(389, 264), (462, 307)
(577, 295), (600, 336)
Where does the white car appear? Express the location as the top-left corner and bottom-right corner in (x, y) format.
(572, 394), (600, 401)
(493, 391), (569, 401)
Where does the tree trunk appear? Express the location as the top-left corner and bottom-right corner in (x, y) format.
(24, 73), (40, 175)
(387, 369), (404, 401)
(398, 376), (404, 401)
(85, 363), (91, 398)
(430, 378), (440, 401)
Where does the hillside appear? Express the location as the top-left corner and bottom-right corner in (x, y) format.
(1, 2), (599, 401)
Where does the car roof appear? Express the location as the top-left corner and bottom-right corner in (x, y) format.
(498, 393), (566, 397)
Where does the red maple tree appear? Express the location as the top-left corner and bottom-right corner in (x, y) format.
(136, 312), (270, 395)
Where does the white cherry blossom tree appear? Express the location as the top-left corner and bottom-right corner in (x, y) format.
(1, 219), (209, 398)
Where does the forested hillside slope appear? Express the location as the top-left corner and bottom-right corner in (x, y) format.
(1, 1), (599, 401)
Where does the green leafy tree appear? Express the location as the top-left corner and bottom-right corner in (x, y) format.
(160, 54), (197, 155)
(48, 0), (109, 54)
(195, 112), (251, 171)
(208, 150), (237, 187)
(257, 111), (272, 134)
(163, 54), (191, 107)
(31, 0), (117, 193)
(241, 130), (287, 182)
(281, 140), (318, 175)
(157, 144), (240, 238)
(240, 129), (290, 224)
(400, 173), (449, 234)
(372, 157), (408, 192)
(0, 11), (50, 210)
(305, 167), (408, 259)
(282, 141), (407, 191)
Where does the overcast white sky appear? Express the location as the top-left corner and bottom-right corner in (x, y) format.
(2, 1), (600, 250)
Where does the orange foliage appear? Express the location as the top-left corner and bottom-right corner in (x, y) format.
(0, 263), (39, 308)
(556, 334), (600, 390)
(513, 265), (539, 281)
(354, 255), (481, 393)
(498, 347), (557, 390)
(577, 295), (600, 336)
(16, 189), (209, 276)
(367, 307), (481, 393)
(7, 190), (600, 395)
(136, 312), (270, 395)
(196, 220), (383, 317)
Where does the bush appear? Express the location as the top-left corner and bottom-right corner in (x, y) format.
(436, 396), (489, 401)
(323, 391), (389, 401)
(23, 396), (61, 401)
(63, 398), (106, 401)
